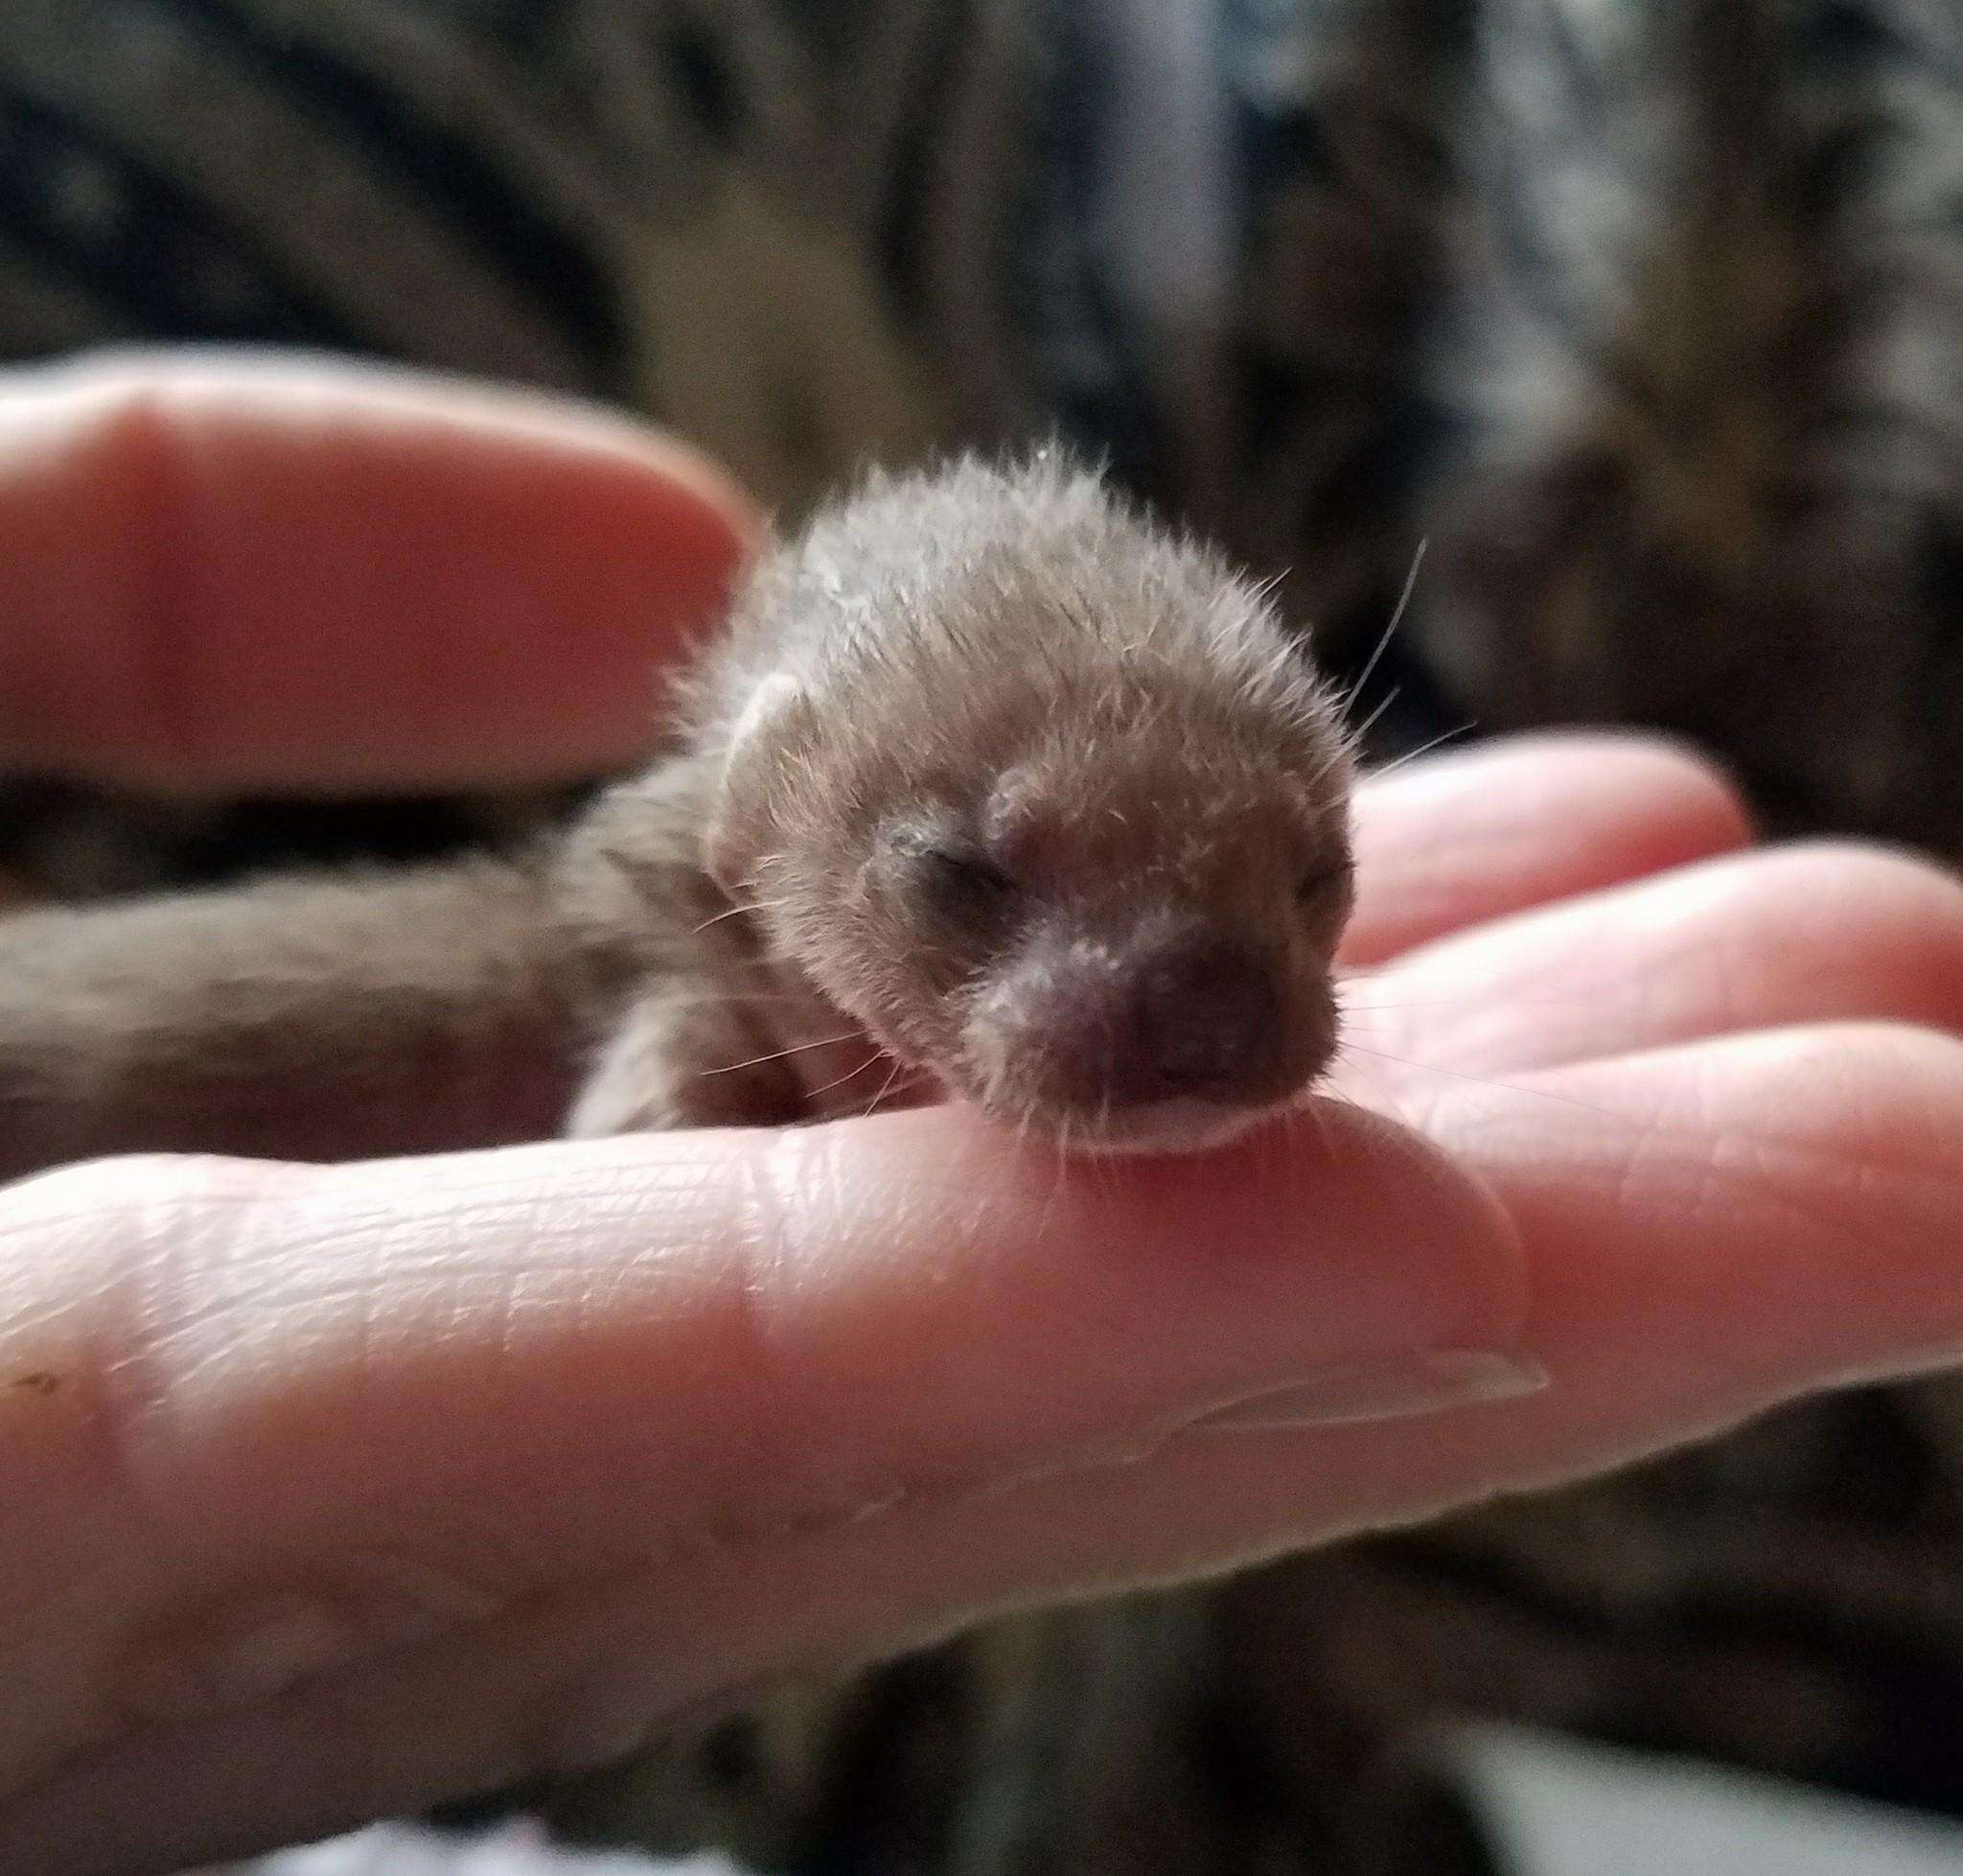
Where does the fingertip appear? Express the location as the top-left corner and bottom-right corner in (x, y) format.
(747, 1097), (1532, 1444)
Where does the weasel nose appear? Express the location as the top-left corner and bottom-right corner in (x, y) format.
(1121, 938), (1286, 1103)
(982, 928), (1331, 1126)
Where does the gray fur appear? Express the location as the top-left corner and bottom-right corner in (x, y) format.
(0, 450), (1352, 1176)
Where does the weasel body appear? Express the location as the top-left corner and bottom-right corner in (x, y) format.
(0, 453), (1355, 1178)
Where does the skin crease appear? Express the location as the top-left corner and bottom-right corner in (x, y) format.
(0, 358), (1961, 1874)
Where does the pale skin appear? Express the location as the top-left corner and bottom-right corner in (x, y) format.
(2, 357), (1963, 1876)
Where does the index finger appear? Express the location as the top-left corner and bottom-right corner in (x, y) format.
(0, 1100), (1525, 1863)
(0, 351), (759, 795)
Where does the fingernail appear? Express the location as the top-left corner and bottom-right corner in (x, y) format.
(1191, 1349), (1549, 1431)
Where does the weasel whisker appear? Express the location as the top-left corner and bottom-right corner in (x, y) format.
(1365, 723), (1476, 783)
(693, 899), (791, 935)
(701, 1031), (867, 1076)
(803, 1050), (890, 1101)
(1341, 537), (1428, 718)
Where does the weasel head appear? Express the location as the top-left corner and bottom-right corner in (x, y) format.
(704, 457), (1355, 1154)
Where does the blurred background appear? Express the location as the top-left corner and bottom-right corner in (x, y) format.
(5, 4), (1963, 1873)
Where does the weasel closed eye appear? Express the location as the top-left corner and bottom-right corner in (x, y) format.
(872, 824), (1022, 934)
(914, 843), (1019, 915)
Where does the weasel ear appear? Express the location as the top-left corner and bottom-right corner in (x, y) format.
(705, 671), (811, 892)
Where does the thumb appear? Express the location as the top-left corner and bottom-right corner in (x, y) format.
(0, 1101), (1523, 1872)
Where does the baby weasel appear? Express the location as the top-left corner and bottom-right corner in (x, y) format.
(0, 452), (1356, 1181)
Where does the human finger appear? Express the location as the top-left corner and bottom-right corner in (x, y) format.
(0, 351), (758, 794)
(1340, 841), (1963, 1093)
(12, 1023), (1963, 1870)
(1344, 732), (1754, 966)
(479, 1021), (1963, 1738)
(0, 1097), (1523, 1869)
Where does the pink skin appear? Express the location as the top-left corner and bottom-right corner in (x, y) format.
(2, 359), (1963, 1874)
(0, 350), (755, 793)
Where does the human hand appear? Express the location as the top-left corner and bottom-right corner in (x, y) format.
(2, 355), (1961, 1875)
